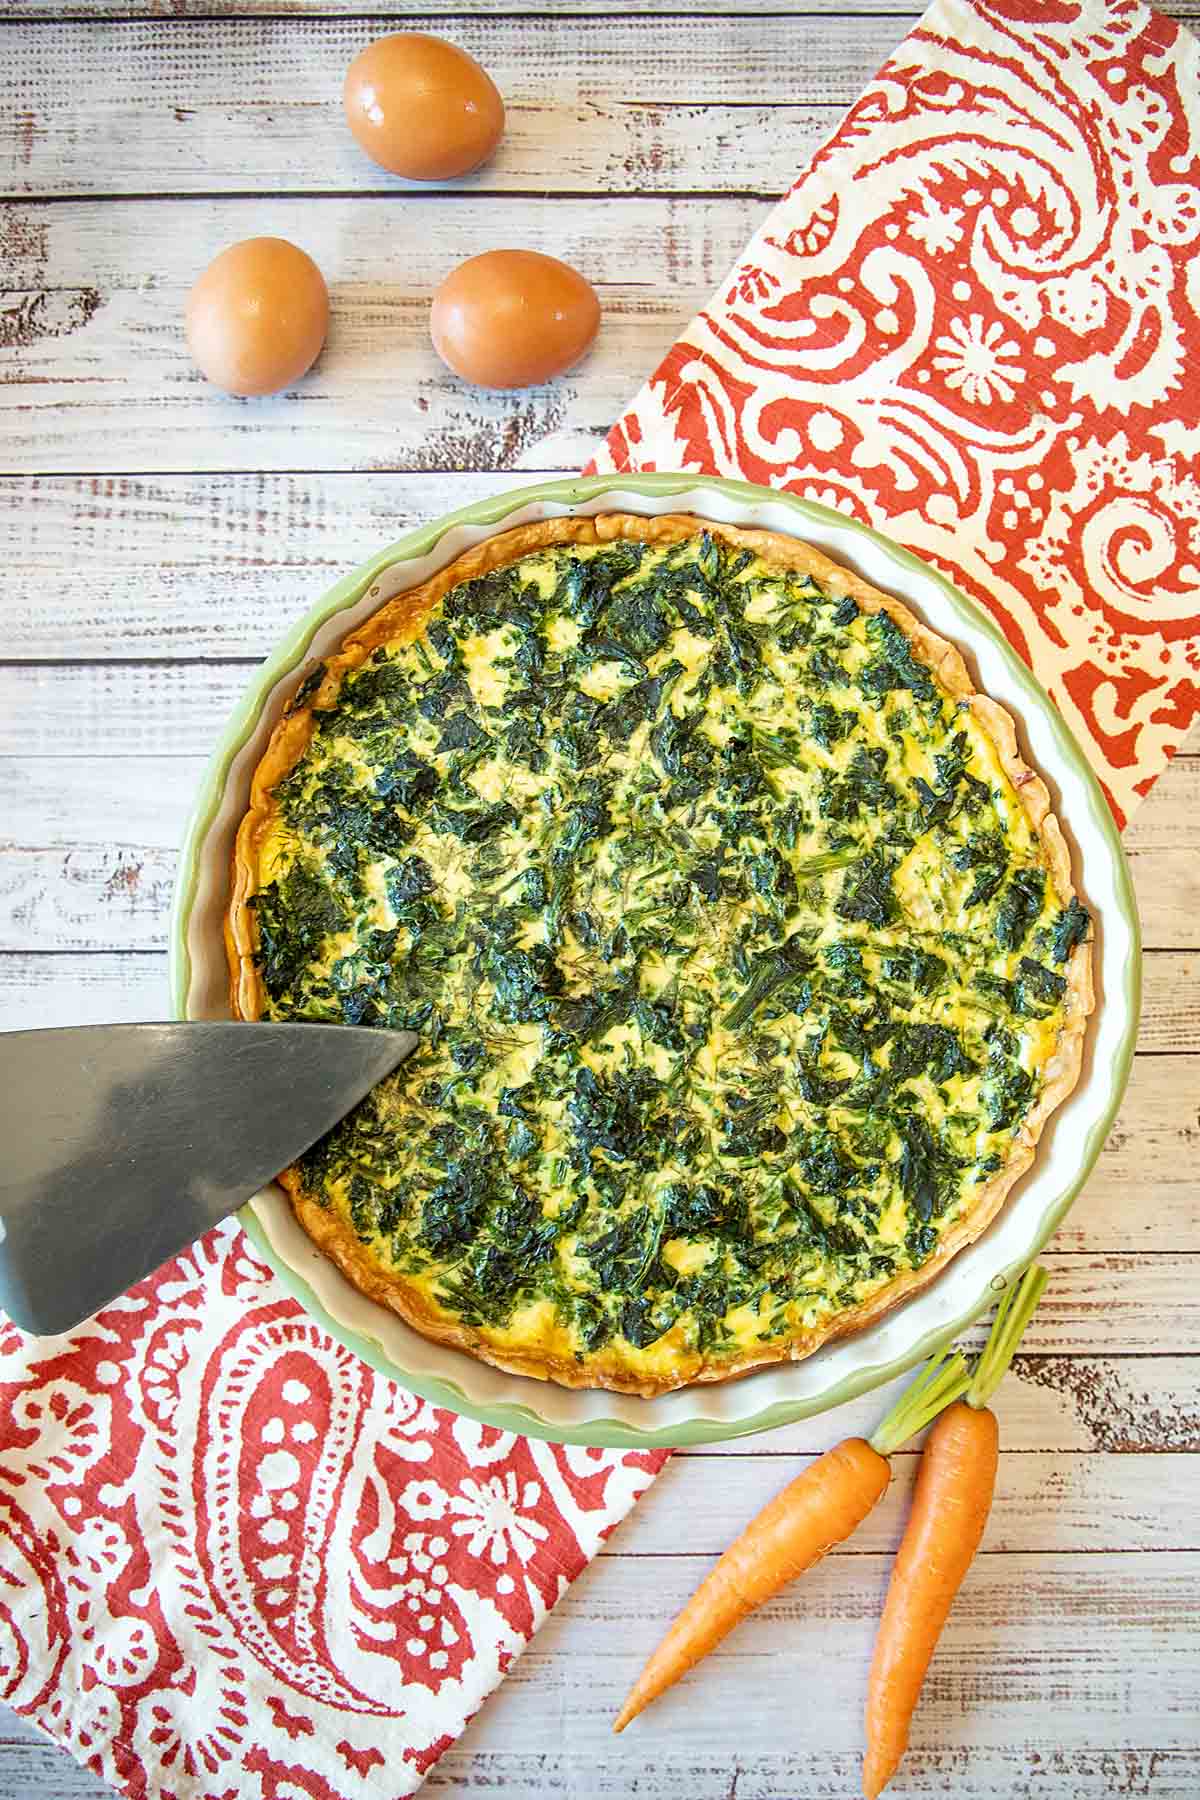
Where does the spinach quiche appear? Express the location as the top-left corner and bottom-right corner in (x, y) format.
(227, 514), (1093, 1396)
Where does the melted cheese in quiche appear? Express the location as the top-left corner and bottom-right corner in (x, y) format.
(247, 531), (1089, 1383)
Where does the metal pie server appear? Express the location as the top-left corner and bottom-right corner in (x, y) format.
(0, 1022), (417, 1337)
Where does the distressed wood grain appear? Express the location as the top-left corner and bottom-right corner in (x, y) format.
(19, 479), (1200, 700)
(0, 0), (935, 14)
(1, 1731), (131, 1800)
(0, 473), (538, 656)
(1051, 1049), (1200, 1248)
(26, 476), (1200, 688)
(0, 196), (760, 476)
(0, 951), (167, 1022)
(999, 1253), (1200, 1353)
(5, 1718), (1199, 1800)
(5, 658), (1200, 788)
(621, 1450), (1200, 1554)
(0, 785), (1195, 1041)
(1114, 949), (1199, 1052)
(692, 1353), (1200, 1457)
(5, 939), (1188, 1052)
(438, 1746), (1200, 1800)
(1, 18), (904, 199)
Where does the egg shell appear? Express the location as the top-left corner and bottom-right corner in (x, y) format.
(430, 250), (601, 390)
(344, 32), (505, 181)
(186, 237), (329, 398)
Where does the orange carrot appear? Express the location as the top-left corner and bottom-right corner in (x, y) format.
(613, 1347), (972, 1732)
(862, 1265), (1048, 1800)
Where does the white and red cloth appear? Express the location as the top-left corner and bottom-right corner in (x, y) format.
(2, 3), (1197, 1796)
(1, 1225), (666, 1796)
(596, 0), (1200, 825)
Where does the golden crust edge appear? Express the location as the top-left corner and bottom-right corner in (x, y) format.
(227, 511), (1095, 1398)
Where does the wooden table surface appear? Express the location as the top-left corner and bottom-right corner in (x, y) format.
(3, 3), (1199, 1795)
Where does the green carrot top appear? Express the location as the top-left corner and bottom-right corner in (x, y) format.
(868, 1263), (1048, 1457)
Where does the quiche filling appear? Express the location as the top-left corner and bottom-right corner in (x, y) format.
(240, 526), (1090, 1387)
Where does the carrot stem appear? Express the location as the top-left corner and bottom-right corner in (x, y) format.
(967, 1263), (1047, 1409)
(868, 1347), (971, 1459)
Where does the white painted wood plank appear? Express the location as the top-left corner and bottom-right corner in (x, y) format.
(1057, 1049), (1200, 1247)
(1053, 1045), (1200, 1242)
(1, 18), (902, 199)
(0, 753), (1195, 1027)
(0, 935), (1170, 1049)
(0, 951), (166, 1023)
(1018, 1253), (1200, 1354)
(620, 1449), (1199, 1554)
(0, 666), (264, 758)
(0, 725), (1195, 964)
(0, 829), (182, 948)
(692, 1352), (1200, 1457)
(0, 1), (925, 15)
(1114, 950), (1199, 1053)
(0, 473), (547, 657)
(0, 1725), (112, 1800)
(4, 654), (1199, 792)
(0, 754), (201, 845)
(0, 948), (1193, 1435)
(0, 967), (1195, 1421)
(438, 1744), (1200, 1800)
(24, 477), (1200, 696)
(6, 1701), (1199, 1800)
(0, 196), (760, 476)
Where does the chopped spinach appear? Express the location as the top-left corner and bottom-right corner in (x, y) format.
(834, 850), (897, 927)
(881, 946), (946, 994)
(858, 612), (936, 702)
(724, 936), (814, 1030)
(262, 529), (1074, 1364)
(895, 1113), (959, 1221)
(1050, 896), (1091, 963)
(1016, 957), (1068, 1010)
(995, 867), (1046, 951)
(252, 863), (346, 1003)
(951, 829), (1009, 907)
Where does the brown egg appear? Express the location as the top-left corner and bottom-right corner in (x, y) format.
(344, 33), (504, 181)
(186, 238), (328, 398)
(430, 250), (600, 390)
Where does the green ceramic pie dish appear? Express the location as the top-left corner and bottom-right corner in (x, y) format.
(169, 473), (1140, 1448)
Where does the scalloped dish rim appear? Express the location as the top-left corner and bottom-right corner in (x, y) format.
(169, 473), (1140, 1448)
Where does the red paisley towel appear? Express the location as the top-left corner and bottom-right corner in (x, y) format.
(1, 1227), (666, 1797)
(3, 4), (1198, 1798)
(595, 0), (1200, 825)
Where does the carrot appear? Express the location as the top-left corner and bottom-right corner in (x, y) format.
(862, 1264), (1049, 1799)
(612, 1346), (973, 1732)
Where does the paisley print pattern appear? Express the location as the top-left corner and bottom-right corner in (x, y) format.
(595, 0), (1200, 825)
(5, 5), (1197, 1795)
(0, 1224), (665, 1797)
